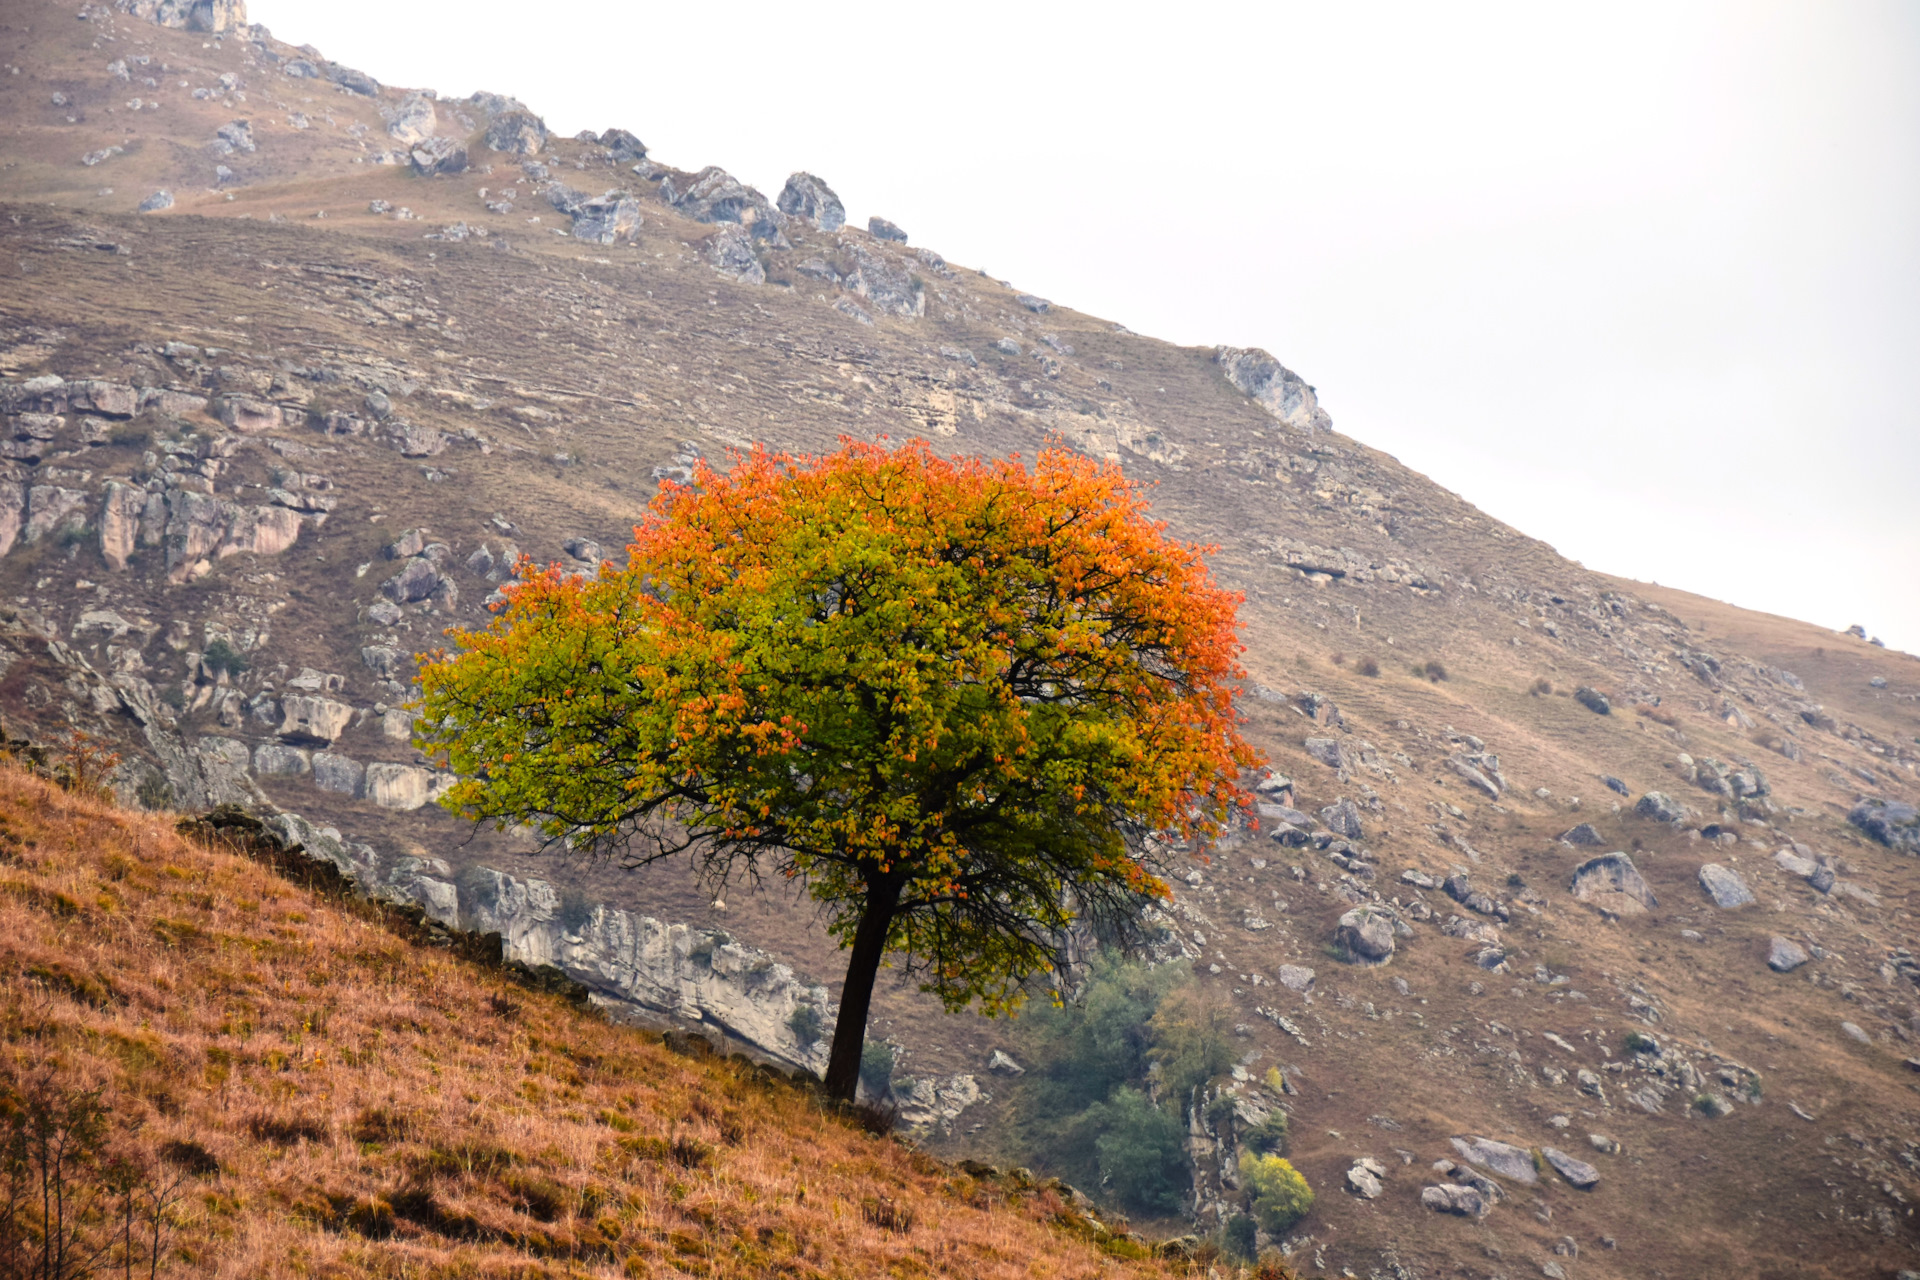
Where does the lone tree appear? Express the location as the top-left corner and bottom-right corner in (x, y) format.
(417, 439), (1258, 1101)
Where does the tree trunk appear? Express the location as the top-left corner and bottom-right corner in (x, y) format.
(823, 876), (902, 1103)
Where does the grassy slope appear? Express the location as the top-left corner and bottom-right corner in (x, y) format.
(0, 765), (1184, 1279)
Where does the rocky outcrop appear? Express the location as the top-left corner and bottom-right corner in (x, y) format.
(868, 217), (908, 243)
(1634, 791), (1689, 824)
(1334, 906), (1394, 965)
(484, 109), (547, 156)
(838, 242), (923, 318)
(115, 0), (247, 32)
(386, 93), (437, 147)
(777, 173), (845, 231)
(410, 138), (468, 177)
(894, 1074), (985, 1131)
(704, 226), (765, 284)
(1850, 799), (1920, 854)
(458, 869), (834, 1075)
(664, 167), (784, 241)
(1213, 347), (1333, 434)
(1450, 1136), (1537, 1185)
(1768, 936), (1810, 972)
(599, 129), (648, 162)
(570, 192), (642, 245)
(364, 762), (455, 811)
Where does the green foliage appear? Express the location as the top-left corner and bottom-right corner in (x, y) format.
(859, 1041), (895, 1097)
(1242, 1108), (1289, 1155)
(788, 1004), (823, 1049)
(1239, 1151), (1313, 1236)
(1624, 1031), (1659, 1056)
(1021, 952), (1186, 1114)
(1147, 983), (1235, 1103)
(1087, 1086), (1189, 1216)
(202, 638), (248, 677)
(1223, 1213), (1258, 1262)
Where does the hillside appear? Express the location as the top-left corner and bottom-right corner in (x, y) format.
(0, 763), (1191, 1278)
(1, 1), (1918, 1276)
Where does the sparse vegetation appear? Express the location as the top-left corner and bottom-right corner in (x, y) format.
(787, 1003), (823, 1048)
(1356, 656), (1381, 677)
(1529, 677), (1553, 696)
(1417, 659), (1449, 682)
(200, 639), (248, 678)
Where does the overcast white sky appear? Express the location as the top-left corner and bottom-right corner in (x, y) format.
(257, 1), (1920, 652)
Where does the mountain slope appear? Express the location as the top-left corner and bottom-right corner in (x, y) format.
(0, 2), (1917, 1276)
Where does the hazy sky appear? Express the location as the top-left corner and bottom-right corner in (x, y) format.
(256, 1), (1920, 652)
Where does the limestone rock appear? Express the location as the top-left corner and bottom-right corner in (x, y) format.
(777, 172), (845, 231)
(217, 396), (281, 434)
(570, 192), (641, 245)
(1304, 736), (1346, 769)
(484, 108), (547, 156)
(458, 868), (834, 1075)
(25, 487), (90, 543)
(1635, 791), (1689, 823)
(1849, 799), (1920, 854)
(1347, 1158), (1386, 1199)
(666, 167), (783, 240)
(411, 137), (469, 177)
(868, 216), (908, 243)
(1447, 753), (1502, 799)
(1334, 906), (1395, 965)
(838, 241), (923, 318)
(365, 762), (455, 811)
(1541, 1147), (1598, 1189)
(1275, 964), (1316, 993)
(382, 558), (441, 604)
(1559, 823), (1605, 846)
(1451, 1136), (1537, 1185)
(1420, 1183), (1486, 1216)
(98, 482), (146, 570)
(1319, 798), (1364, 839)
(278, 695), (352, 745)
(117, 0), (249, 33)
(1697, 863), (1754, 909)
(705, 225), (765, 284)
(1767, 936), (1809, 972)
(312, 752), (364, 797)
(137, 190), (174, 213)
(1570, 852), (1656, 912)
(894, 1075), (984, 1130)
(387, 92), (436, 146)
(599, 128), (648, 161)
(1213, 347), (1333, 433)
(252, 743), (310, 776)
(987, 1049), (1025, 1076)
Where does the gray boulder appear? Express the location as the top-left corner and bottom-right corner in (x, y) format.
(214, 119), (255, 154)
(1767, 936), (1809, 972)
(1319, 799), (1364, 840)
(1697, 863), (1755, 909)
(1849, 799), (1920, 854)
(410, 137), (468, 176)
(1334, 907), (1395, 965)
(1559, 823), (1604, 846)
(571, 192), (641, 244)
(312, 752), (365, 798)
(484, 108), (547, 156)
(382, 557), (440, 604)
(986, 1049), (1024, 1076)
(868, 216), (908, 242)
(1451, 1136), (1538, 1185)
(1420, 1183), (1486, 1216)
(1603, 775), (1630, 795)
(666, 167), (784, 241)
(600, 128), (648, 161)
(1574, 686), (1611, 714)
(705, 226), (766, 285)
(1304, 736), (1346, 770)
(1569, 852), (1657, 912)
(387, 92), (436, 146)
(837, 242), (923, 318)
(1541, 1147), (1599, 1190)
(1635, 791), (1688, 823)
(137, 189), (174, 213)
(252, 743), (309, 776)
(1275, 964), (1316, 993)
(1212, 346), (1333, 433)
(777, 172), (845, 231)
(326, 63), (379, 96)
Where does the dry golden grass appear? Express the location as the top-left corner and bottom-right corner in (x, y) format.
(0, 766), (1184, 1279)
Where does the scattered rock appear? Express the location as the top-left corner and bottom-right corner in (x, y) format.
(312, 752), (365, 797)
(777, 172), (845, 231)
(1447, 753), (1502, 799)
(704, 225), (766, 284)
(1451, 1136), (1537, 1185)
(1420, 1183), (1486, 1217)
(1016, 294), (1052, 314)
(1319, 799), (1364, 840)
(1841, 1021), (1872, 1045)
(1602, 775), (1630, 796)
(1569, 852), (1657, 912)
(1275, 964), (1316, 993)
(1346, 1157), (1386, 1199)
(1767, 936), (1809, 972)
(1540, 1147), (1598, 1190)
(1334, 906), (1395, 966)
(986, 1049), (1024, 1076)
(136, 189), (174, 213)
(1587, 1133), (1619, 1155)
(570, 191), (642, 245)
(1304, 736), (1347, 769)
(1849, 799), (1920, 854)
(1697, 863), (1754, 909)
(1634, 791), (1689, 824)
(600, 128), (648, 162)
(387, 93), (436, 146)
(1213, 347), (1333, 433)
(665, 167), (783, 240)
(1559, 823), (1604, 846)
(868, 216), (907, 243)
(1573, 686), (1611, 715)
(410, 137), (468, 177)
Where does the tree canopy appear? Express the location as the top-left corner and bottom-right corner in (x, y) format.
(416, 438), (1258, 1099)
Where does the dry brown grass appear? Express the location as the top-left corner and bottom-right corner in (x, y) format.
(0, 766), (1181, 1279)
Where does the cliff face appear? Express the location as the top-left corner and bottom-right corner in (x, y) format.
(2, 2), (1918, 1275)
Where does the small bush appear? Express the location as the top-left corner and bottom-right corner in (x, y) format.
(1240, 1151), (1314, 1235)
(1529, 677), (1553, 696)
(861, 1194), (915, 1233)
(1330, 653), (1345, 667)
(1242, 1108), (1289, 1155)
(1357, 656), (1381, 677)
(1089, 1086), (1189, 1215)
(788, 1003), (823, 1048)
(203, 638), (248, 677)
(859, 1040), (896, 1097)
(1223, 1213), (1258, 1261)
(1418, 659), (1448, 682)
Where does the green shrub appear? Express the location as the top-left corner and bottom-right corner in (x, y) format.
(1242, 1107), (1289, 1155)
(859, 1040), (895, 1097)
(1623, 1031), (1659, 1056)
(1240, 1151), (1313, 1236)
(1223, 1213), (1257, 1262)
(1088, 1086), (1189, 1216)
(788, 1004), (823, 1048)
(203, 638), (248, 677)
